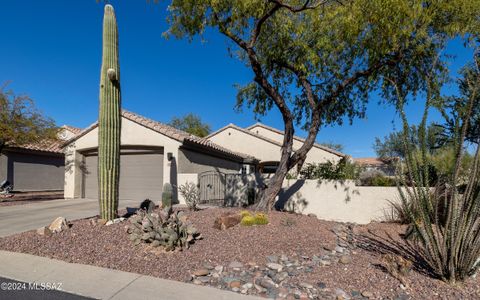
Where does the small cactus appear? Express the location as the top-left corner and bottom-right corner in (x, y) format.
(162, 183), (173, 208)
(254, 213), (269, 225)
(126, 208), (202, 251)
(240, 210), (252, 218)
(240, 215), (256, 226)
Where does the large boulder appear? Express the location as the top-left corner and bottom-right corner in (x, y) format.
(48, 217), (68, 233)
(213, 213), (242, 230)
(36, 226), (52, 236)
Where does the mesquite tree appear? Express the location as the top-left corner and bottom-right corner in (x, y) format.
(98, 4), (122, 220)
(164, 0), (479, 210)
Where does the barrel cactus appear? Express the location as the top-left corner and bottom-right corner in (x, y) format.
(162, 183), (173, 208)
(127, 208), (202, 251)
(98, 4), (121, 221)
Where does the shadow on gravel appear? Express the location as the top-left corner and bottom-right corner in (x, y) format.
(355, 230), (437, 279)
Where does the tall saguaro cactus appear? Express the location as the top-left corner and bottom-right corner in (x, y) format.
(98, 4), (121, 220)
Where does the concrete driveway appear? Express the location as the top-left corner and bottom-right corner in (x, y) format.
(0, 198), (140, 237)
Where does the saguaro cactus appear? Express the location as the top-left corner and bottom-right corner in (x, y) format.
(98, 4), (121, 220)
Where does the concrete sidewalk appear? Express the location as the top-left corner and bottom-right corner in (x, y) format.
(0, 198), (139, 237)
(0, 251), (263, 300)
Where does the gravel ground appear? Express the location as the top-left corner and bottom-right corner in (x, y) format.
(0, 207), (478, 299)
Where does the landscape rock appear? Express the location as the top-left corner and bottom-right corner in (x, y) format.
(228, 261), (244, 269)
(266, 262), (283, 271)
(213, 213), (242, 230)
(97, 218), (107, 226)
(362, 291), (373, 298)
(192, 268), (210, 276)
(36, 226), (52, 236)
(48, 217), (68, 233)
(339, 255), (352, 264)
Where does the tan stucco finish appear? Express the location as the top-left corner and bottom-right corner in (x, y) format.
(64, 117), (182, 199)
(207, 125), (342, 165)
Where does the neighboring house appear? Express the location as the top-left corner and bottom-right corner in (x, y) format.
(206, 122), (346, 174)
(354, 157), (397, 176)
(0, 126), (81, 192)
(63, 110), (257, 204)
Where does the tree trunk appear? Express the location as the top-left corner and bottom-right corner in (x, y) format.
(256, 119), (296, 211)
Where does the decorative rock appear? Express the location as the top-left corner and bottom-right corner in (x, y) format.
(192, 269), (210, 276)
(335, 246), (345, 253)
(362, 291), (373, 298)
(36, 226), (52, 236)
(300, 282), (313, 289)
(307, 213), (317, 218)
(213, 213), (242, 230)
(228, 261), (244, 269)
(266, 263), (283, 271)
(97, 218), (107, 226)
(267, 255), (279, 263)
(242, 283), (253, 290)
(48, 217), (68, 233)
(214, 265), (224, 273)
(334, 288), (350, 300)
(196, 276), (211, 283)
(275, 272), (288, 282)
(105, 220), (114, 226)
(258, 278), (276, 290)
(230, 280), (242, 289)
(339, 255), (352, 264)
(317, 282), (326, 289)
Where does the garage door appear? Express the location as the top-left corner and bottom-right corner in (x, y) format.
(83, 149), (164, 201)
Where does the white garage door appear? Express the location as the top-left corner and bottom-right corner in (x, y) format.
(83, 149), (164, 201)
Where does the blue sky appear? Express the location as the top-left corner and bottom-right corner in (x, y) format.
(0, 1), (474, 157)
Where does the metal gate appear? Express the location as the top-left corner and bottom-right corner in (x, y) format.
(198, 171), (226, 206)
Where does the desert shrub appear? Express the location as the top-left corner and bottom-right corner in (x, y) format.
(126, 207), (202, 251)
(392, 63), (480, 283)
(300, 157), (361, 180)
(178, 182), (199, 211)
(240, 215), (256, 226)
(253, 213), (269, 225)
(370, 175), (396, 186)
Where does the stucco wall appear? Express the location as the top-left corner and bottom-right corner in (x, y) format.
(248, 125), (342, 164)
(207, 128), (283, 162)
(178, 148), (241, 174)
(5, 151), (64, 191)
(64, 117), (182, 199)
(276, 179), (400, 224)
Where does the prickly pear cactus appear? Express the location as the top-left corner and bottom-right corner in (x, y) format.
(98, 4), (122, 221)
(127, 208), (202, 251)
(162, 183), (173, 208)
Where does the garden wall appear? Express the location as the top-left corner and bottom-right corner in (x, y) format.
(276, 179), (400, 224)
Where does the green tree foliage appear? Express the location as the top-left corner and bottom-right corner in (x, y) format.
(169, 113), (211, 137)
(164, 0), (480, 210)
(319, 141), (344, 152)
(0, 84), (58, 154)
(436, 63), (480, 145)
(373, 124), (444, 159)
(299, 157), (360, 180)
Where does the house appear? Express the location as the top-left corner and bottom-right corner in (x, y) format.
(206, 122), (346, 173)
(63, 110), (257, 204)
(0, 126), (81, 192)
(354, 157), (397, 176)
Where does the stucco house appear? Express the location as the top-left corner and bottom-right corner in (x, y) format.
(206, 122), (346, 174)
(0, 125), (81, 192)
(63, 110), (257, 204)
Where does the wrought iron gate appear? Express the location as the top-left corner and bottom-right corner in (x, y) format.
(198, 171), (226, 206)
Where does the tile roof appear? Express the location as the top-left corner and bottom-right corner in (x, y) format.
(61, 125), (82, 135)
(207, 122), (347, 158)
(246, 122), (347, 157)
(354, 157), (395, 166)
(11, 140), (64, 154)
(63, 110), (256, 162)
